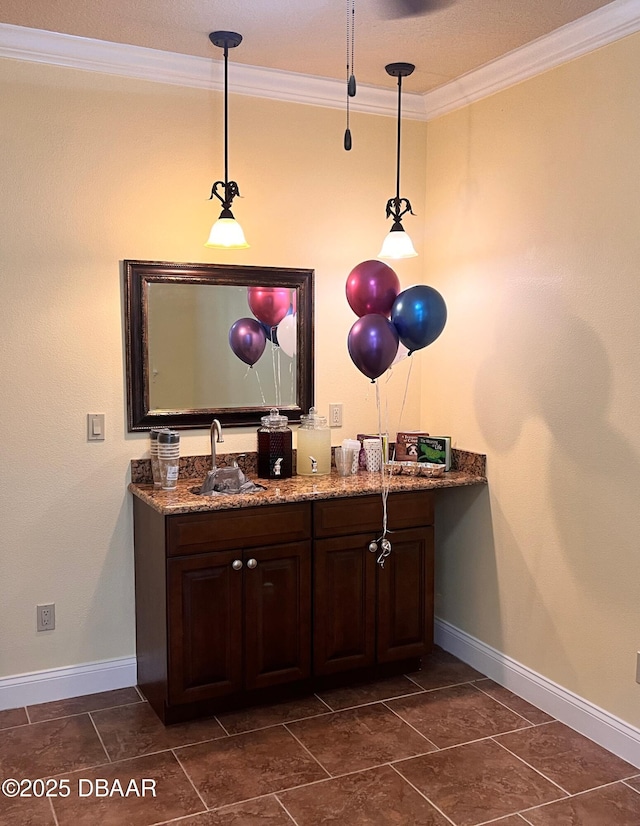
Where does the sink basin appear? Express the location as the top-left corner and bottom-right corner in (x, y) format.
(190, 467), (265, 496)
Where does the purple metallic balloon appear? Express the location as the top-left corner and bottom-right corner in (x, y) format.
(347, 314), (399, 381)
(346, 260), (401, 318)
(229, 318), (267, 367)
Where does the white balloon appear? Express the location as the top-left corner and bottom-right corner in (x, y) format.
(390, 342), (410, 366)
(278, 313), (297, 357)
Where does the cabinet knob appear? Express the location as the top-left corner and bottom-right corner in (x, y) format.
(247, 558), (258, 569)
(232, 559), (243, 571)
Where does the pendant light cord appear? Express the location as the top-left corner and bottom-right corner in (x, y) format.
(395, 74), (403, 202)
(344, 0), (355, 150)
(223, 42), (229, 187)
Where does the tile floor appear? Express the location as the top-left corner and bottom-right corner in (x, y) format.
(0, 648), (638, 825)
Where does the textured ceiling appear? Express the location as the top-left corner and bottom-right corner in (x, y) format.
(0, 0), (616, 93)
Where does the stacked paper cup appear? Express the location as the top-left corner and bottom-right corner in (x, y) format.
(157, 430), (180, 490)
(363, 438), (383, 472)
(342, 439), (361, 474)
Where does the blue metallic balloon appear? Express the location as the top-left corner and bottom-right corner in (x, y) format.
(260, 320), (279, 346)
(391, 285), (447, 355)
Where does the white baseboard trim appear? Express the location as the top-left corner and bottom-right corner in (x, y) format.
(0, 656), (137, 711)
(435, 618), (640, 769)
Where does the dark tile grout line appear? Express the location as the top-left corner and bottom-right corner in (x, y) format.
(387, 761), (458, 826)
(212, 714), (231, 736)
(47, 793), (60, 826)
(493, 778), (640, 826)
(87, 710), (113, 764)
(0, 697), (145, 732)
(489, 733), (573, 797)
(274, 794), (303, 826)
(312, 691), (335, 711)
(282, 722), (333, 778)
(170, 747), (210, 816)
(380, 702), (440, 750)
(492, 726), (640, 789)
(217, 706), (333, 736)
(469, 679), (547, 724)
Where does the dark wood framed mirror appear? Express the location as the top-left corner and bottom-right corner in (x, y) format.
(124, 260), (314, 430)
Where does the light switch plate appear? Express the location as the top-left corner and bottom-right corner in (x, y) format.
(87, 413), (105, 441)
(636, 652), (640, 684)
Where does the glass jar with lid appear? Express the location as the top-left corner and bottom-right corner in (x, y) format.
(257, 408), (293, 479)
(296, 407), (331, 476)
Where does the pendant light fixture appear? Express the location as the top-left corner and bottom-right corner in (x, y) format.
(378, 62), (417, 260)
(205, 31), (249, 250)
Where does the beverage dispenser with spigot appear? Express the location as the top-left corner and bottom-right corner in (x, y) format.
(296, 407), (331, 476)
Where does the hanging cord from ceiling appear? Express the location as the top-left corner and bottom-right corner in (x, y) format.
(344, 0), (356, 150)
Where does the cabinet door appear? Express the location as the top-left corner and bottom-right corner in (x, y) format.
(313, 534), (376, 675)
(376, 526), (434, 663)
(243, 541), (311, 691)
(167, 551), (243, 705)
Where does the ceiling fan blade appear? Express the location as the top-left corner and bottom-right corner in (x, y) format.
(378, 0), (452, 19)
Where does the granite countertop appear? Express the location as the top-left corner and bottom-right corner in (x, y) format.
(129, 449), (487, 515)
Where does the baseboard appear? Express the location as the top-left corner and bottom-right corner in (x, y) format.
(435, 618), (640, 769)
(0, 656), (137, 711)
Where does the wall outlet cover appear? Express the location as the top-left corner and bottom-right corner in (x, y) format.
(329, 403), (343, 428)
(37, 603), (55, 632)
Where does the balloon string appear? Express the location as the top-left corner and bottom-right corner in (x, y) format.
(247, 365), (267, 406)
(375, 380), (392, 560)
(395, 356), (414, 456)
(276, 341), (282, 406)
(289, 359), (295, 405)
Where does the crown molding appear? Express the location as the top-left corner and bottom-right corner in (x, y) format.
(1, 0), (639, 123)
(422, 0), (640, 119)
(0, 22), (426, 120)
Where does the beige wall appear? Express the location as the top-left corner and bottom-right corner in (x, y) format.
(0, 59), (425, 677)
(3, 28), (639, 733)
(424, 33), (640, 727)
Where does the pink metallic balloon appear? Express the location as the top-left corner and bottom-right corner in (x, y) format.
(247, 286), (291, 328)
(346, 260), (401, 318)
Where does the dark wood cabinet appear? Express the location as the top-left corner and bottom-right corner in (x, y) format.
(167, 550), (243, 705)
(167, 540), (311, 707)
(133, 489), (433, 723)
(312, 493), (434, 676)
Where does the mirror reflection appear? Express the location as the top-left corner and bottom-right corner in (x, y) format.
(148, 283), (297, 410)
(124, 261), (314, 430)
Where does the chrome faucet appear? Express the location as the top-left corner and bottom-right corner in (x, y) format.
(210, 418), (223, 470)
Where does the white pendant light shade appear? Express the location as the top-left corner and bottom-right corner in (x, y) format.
(378, 226), (417, 259)
(205, 216), (249, 249)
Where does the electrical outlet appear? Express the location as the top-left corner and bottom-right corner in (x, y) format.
(329, 403), (343, 428)
(37, 603), (55, 632)
(636, 652), (640, 684)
